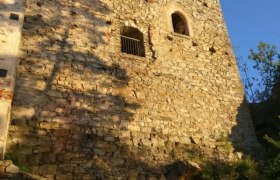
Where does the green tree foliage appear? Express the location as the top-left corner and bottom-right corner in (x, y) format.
(260, 116), (280, 179)
(264, 134), (280, 151)
(236, 42), (280, 179)
(239, 42), (280, 102)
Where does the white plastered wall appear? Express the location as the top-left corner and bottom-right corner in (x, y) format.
(0, 0), (25, 159)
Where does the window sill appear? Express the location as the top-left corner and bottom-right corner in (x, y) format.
(171, 32), (192, 39)
(120, 52), (146, 61)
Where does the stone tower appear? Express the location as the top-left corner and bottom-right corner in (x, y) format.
(0, 0), (262, 179)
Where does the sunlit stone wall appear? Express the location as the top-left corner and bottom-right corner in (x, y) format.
(6, 0), (261, 179)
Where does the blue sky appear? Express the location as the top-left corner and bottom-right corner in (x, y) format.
(220, 1), (280, 101)
(220, 0), (280, 58)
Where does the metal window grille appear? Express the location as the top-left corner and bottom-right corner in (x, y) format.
(121, 35), (143, 57)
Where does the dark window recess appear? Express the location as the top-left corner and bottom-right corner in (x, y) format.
(10, 13), (19, 21)
(0, 69), (8, 78)
(172, 13), (189, 36)
(120, 26), (145, 57)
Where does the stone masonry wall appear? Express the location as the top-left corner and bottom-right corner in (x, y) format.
(5, 0), (261, 179)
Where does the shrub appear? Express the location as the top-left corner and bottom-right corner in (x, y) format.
(235, 157), (258, 179)
(199, 157), (260, 180)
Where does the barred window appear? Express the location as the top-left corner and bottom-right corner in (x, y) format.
(120, 26), (145, 57)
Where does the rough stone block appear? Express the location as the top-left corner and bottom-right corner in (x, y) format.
(74, 166), (86, 174)
(181, 136), (192, 144)
(53, 129), (69, 137)
(56, 174), (73, 180)
(41, 111), (57, 118)
(47, 90), (63, 98)
(40, 122), (59, 129)
(93, 148), (106, 156)
(104, 136), (115, 142)
(127, 125), (140, 132)
(38, 164), (57, 175)
(42, 153), (56, 164)
(52, 116), (72, 124)
(28, 154), (41, 166)
(111, 158), (125, 166)
(57, 164), (74, 173)
(5, 164), (19, 174)
(120, 131), (131, 138)
(12, 107), (35, 120)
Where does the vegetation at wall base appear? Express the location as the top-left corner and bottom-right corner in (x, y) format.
(259, 134), (280, 179)
(232, 42), (280, 180)
(5, 152), (30, 173)
(196, 42), (280, 179)
(195, 157), (259, 180)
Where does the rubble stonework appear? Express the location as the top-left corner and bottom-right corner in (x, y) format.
(3, 0), (262, 179)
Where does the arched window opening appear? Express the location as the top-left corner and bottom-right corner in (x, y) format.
(120, 26), (145, 57)
(172, 12), (189, 36)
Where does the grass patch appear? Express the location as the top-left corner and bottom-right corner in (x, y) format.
(5, 152), (30, 173)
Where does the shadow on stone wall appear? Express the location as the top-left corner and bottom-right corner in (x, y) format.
(3, 0), (197, 179)
(229, 98), (264, 160)
(3, 0), (266, 179)
(5, 0), (156, 179)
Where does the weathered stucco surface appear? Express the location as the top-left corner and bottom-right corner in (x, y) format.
(0, 0), (24, 159)
(3, 0), (262, 179)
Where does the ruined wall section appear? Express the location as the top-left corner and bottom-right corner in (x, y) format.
(6, 0), (261, 179)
